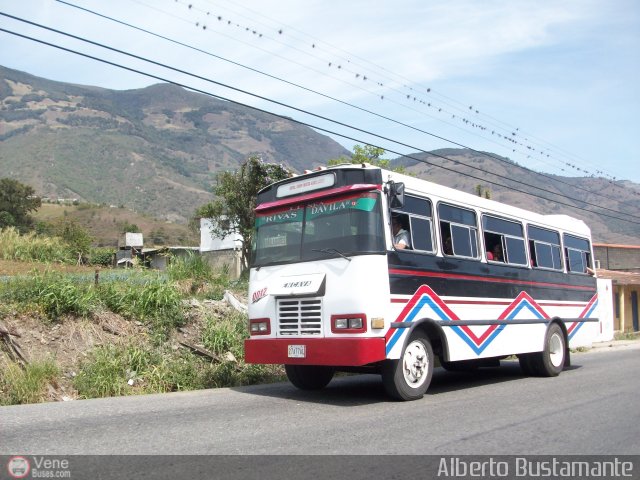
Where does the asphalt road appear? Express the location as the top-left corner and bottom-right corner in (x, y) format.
(1, 344), (639, 457)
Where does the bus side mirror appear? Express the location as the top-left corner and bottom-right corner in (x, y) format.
(388, 182), (405, 209)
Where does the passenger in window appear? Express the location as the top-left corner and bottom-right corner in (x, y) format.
(491, 244), (504, 262)
(443, 235), (453, 255)
(392, 216), (411, 250)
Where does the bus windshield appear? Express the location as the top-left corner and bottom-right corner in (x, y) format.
(252, 191), (385, 267)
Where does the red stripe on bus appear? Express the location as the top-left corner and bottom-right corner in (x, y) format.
(256, 184), (382, 211)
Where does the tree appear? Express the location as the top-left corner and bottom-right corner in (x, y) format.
(120, 221), (141, 234)
(0, 178), (41, 232)
(329, 144), (406, 173)
(52, 219), (93, 260)
(195, 156), (291, 272)
(475, 184), (492, 200)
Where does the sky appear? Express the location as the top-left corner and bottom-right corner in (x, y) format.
(1, 0), (639, 183)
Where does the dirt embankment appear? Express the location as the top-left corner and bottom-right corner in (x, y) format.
(0, 297), (243, 402)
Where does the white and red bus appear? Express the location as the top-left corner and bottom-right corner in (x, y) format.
(245, 164), (598, 400)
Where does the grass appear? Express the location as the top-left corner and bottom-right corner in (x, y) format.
(0, 259), (97, 276)
(167, 253), (232, 300)
(201, 310), (247, 359)
(614, 331), (640, 341)
(73, 341), (283, 399)
(166, 252), (214, 282)
(97, 273), (185, 340)
(0, 227), (74, 264)
(73, 310), (285, 400)
(0, 359), (60, 406)
(73, 343), (205, 398)
(0, 270), (96, 320)
(0, 229), (284, 404)
(0, 227), (115, 268)
(0, 269), (185, 333)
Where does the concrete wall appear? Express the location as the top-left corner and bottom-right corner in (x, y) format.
(200, 218), (242, 252)
(201, 249), (242, 280)
(594, 245), (640, 273)
(596, 279), (614, 341)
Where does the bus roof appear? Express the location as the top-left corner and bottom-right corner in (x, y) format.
(378, 165), (592, 237)
(261, 163), (592, 238)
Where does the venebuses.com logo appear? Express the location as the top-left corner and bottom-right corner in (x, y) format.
(7, 456), (30, 479)
(5, 456), (72, 478)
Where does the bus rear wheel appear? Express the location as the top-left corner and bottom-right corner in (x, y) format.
(528, 323), (566, 377)
(381, 330), (434, 401)
(285, 365), (335, 390)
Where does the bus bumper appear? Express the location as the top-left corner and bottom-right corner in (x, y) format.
(244, 337), (387, 366)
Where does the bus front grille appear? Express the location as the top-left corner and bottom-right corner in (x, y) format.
(277, 298), (322, 335)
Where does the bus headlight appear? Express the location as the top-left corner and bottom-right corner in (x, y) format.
(249, 318), (271, 335)
(331, 314), (367, 333)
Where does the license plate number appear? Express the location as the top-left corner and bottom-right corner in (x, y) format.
(288, 345), (306, 358)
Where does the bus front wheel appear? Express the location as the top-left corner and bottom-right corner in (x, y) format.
(381, 330), (434, 401)
(285, 365), (335, 390)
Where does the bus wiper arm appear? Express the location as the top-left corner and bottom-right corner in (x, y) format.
(312, 248), (352, 262)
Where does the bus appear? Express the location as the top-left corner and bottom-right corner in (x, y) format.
(245, 164), (598, 400)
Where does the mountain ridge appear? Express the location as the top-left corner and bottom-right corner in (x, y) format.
(1, 65), (639, 243)
(0, 65), (349, 223)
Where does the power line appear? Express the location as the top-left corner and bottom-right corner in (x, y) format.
(189, 0), (631, 186)
(0, 23), (639, 228)
(157, 0), (640, 196)
(37, 4), (640, 207)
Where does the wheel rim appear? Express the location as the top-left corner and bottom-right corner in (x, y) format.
(402, 340), (429, 388)
(549, 332), (565, 368)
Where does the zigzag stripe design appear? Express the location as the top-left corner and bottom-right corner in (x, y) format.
(385, 286), (597, 356)
(567, 293), (598, 339)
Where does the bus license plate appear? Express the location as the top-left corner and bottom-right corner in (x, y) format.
(288, 345), (306, 358)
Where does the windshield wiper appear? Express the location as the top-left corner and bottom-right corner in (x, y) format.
(311, 248), (352, 262)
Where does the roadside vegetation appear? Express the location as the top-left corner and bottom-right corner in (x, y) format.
(0, 229), (284, 406)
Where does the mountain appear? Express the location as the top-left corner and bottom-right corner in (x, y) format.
(1, 65), (639, 244)
(0, 65), (349, 223)
(391, 149), (640, 244)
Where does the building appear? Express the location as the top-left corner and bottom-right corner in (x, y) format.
(594, 243), (640, 273)
(596, 269), (640, 333)
(593, 244), (640, 333)
(115, 232), (144, 267)
(199, 218), (243, 279)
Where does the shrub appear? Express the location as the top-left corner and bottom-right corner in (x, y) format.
(96, 274), (185, 339)
(201, 311), (247, 358)
(198, 310), (285, 386)
(0, 271), (97, 320)
(0, 359), (59, 405)
(88, 247), (114, 266)
(0, 227), (73, 263)
(74, 343), (209, 398)
(166, 252), (213, 282)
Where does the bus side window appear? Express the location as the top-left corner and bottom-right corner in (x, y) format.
(563, 234), (592, 274)
(392, 195), (434, 253)
(481, 214), (527, 266)
(438, 203), (479, 259)
(528, 225), (563, 271)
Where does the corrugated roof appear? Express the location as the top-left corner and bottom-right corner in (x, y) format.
(596, 269), (640, 286)
(594, 243), (640, 250)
